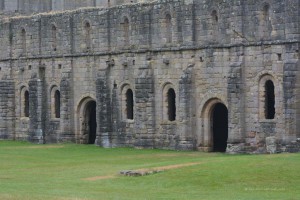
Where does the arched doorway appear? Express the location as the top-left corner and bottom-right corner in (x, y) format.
(212, 103), (228, 152)
(78, 98), (97, 144)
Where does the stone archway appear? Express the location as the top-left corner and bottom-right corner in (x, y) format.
(199, 98), (228, 152)
(77, 97), (97, 144)
(212, 103), (228, 152)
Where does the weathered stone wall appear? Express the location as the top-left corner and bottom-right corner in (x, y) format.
(0, 80), (15, 140)
(0, 0), (299, 153)
(0, 0), (154, 17)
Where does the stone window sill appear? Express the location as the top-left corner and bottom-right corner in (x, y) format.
(124, 119), (134, 124)
(20, 117), (29, 120)
(259, 119), (277, 123)
(160, 120), (177, 125)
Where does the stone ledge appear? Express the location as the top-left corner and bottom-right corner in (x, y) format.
(1, 39), (299, 62)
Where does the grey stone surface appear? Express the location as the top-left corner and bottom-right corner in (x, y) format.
(0, 0), (299, 153)
(266, 136), (277, 154)
(0, 0), (154, 17)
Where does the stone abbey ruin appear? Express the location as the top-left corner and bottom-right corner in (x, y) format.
(0, 0), (299, 153)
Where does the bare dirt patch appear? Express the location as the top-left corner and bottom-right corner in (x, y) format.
(84, 161), (203, 181)
(139, 161), (202, 171)
(83, 175), (116, 181)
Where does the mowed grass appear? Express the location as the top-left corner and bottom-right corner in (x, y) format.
(0, 141), (299, 200)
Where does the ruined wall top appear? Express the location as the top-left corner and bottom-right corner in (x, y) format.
(0, 0), (298, 64)
(0, 0), (154, 16)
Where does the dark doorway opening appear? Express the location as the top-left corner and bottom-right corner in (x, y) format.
(86, 101), (97, 144)
(212, 103), (228, 152)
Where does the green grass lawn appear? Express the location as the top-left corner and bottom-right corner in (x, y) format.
(0, 141), (299, 200)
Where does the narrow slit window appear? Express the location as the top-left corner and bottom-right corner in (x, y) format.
(165, 14), (172, 43)
(54, 90), (60, 118)
(265, 80), (275, 119)
(123, 17), (129, 45)
(211, 10), (218, 23)
(261, 4), (272, 39)
(126, 89), (134, 120)
(21, 29), (26, 55)
(24, 90), (29, 117)
(84, 22), (91, 50)
(52, 25), (57, 51)
(167, 88), (176, 121)
(263, 4), (270, 20)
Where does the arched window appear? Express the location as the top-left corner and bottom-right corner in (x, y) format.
(260, 3), (272, 39)
(123, 17), (130, 45)
(84, 21), (91, 50)
(162, 84), (176, 121)
(24, 90), (29, 117)
(51, 25), (57, 51)
(121, 85), (134, 121)
(263, 4), (270, 21)
(50, 87), (60, 119)
(54, 90), (60, 118)
(265, 80), (275, 119)
(165, 14), (172, 43)
(210, 10), (218, 41)
(259, 74), (277, 120)
(167, 88), (176, 121)
(126, 89), (134, 120)
(211, 10), (218, 23)
(21, 28), (26, 55)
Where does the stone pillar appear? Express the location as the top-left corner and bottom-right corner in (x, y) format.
(226, 2), (247, 153)
(177, 65), (194, 150)
(226, 61), (245, 153)
(110, 82), (126, 146)
(59, 72), (74, 142)
(283, 43), (299, 140)
(295, 48), (300, 140)
(28, 71), (44, 144)
(134, 65), (155, 148)
(181, 0), (195, 46)
(0, 79), (15, 140)
(227, 64), (243, 139)
(96, 70), (112, 147)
